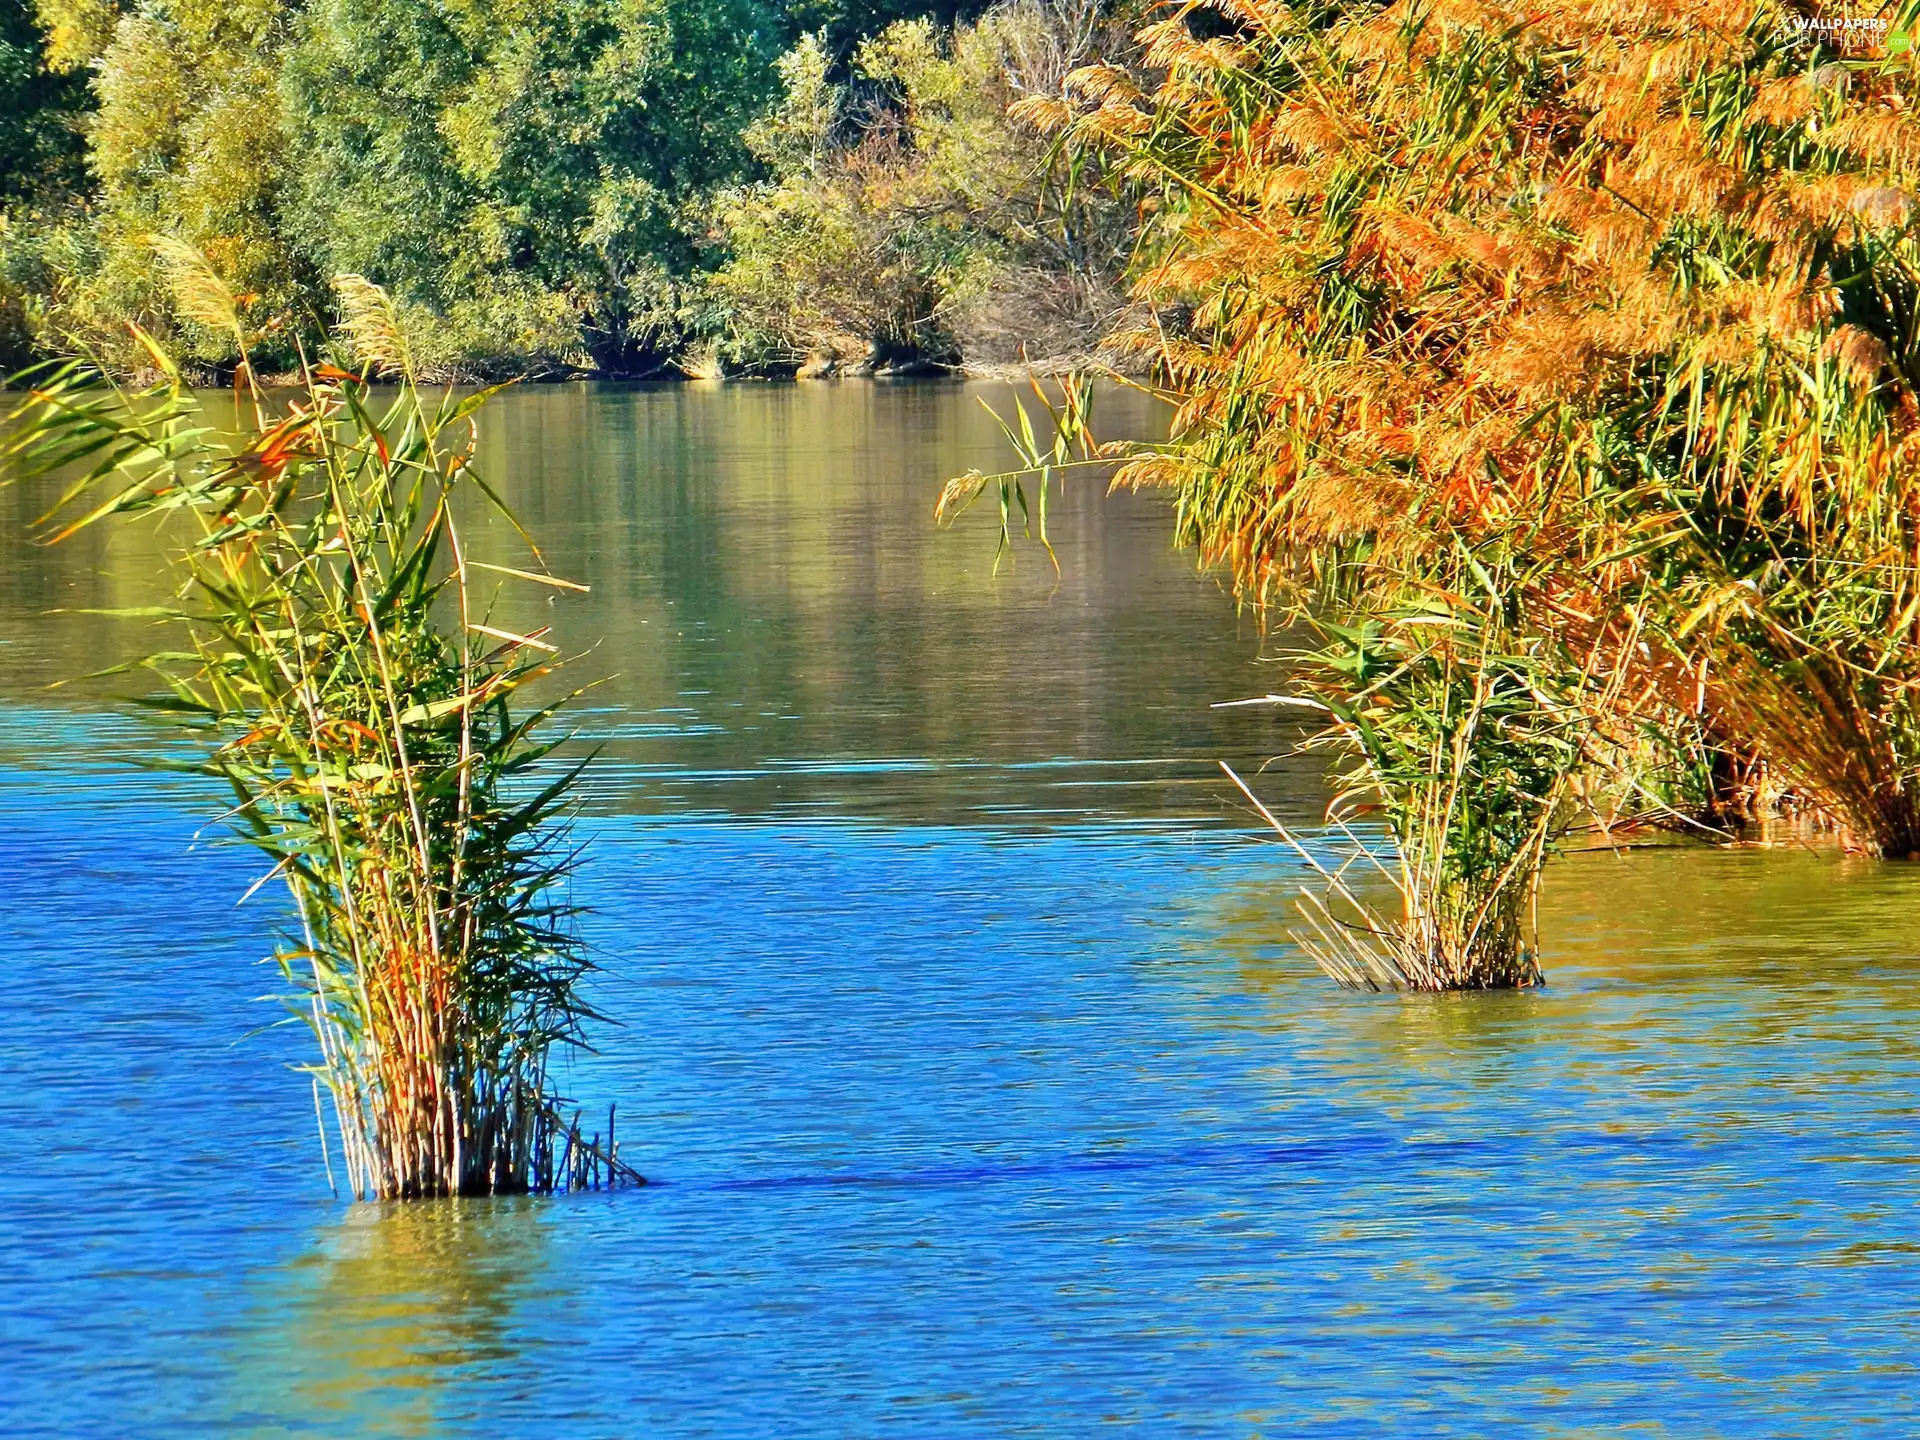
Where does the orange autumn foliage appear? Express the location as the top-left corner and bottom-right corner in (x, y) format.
(1042, 0), (1920, 854)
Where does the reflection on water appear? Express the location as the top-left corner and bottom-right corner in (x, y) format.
(258, 1201), (554, 1438)
(0, 381), (1316, 825)
(5, 385), (1920, 1435)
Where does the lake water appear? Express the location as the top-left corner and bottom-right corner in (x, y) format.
(4, 382), (1920, 1435)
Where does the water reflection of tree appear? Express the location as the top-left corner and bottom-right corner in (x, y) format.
(459, 383), (1288, 824)
(2, 384), (1295, 823)
(280, 1198), (552, 1435)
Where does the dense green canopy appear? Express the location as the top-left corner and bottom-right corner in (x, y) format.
(0, 0), (84, 206)
(3, 0), (1030, 373)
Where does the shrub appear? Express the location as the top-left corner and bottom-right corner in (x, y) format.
(712, 1), (1138, 372)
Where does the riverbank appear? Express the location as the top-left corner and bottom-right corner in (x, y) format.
(83, 348), (1133, 392)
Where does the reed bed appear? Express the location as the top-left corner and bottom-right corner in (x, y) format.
(3, 253), (639, 1196)
(953, 0), (1920, 986)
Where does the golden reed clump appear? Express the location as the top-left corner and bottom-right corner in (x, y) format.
(1032, 0), (1920, 855)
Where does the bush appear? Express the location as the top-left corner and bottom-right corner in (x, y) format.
(712, 1), (1138, 372)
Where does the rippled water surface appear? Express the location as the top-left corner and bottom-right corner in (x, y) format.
(5, 384), (1920, 1436)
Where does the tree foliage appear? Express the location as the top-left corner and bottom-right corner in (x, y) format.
(8, 0), (1026, 373)
(712, 0), (1139, 372)
(0, 0), (88, 365)
(282, 0), (788, 374)
(0, 0), (85, 206)
(788, 0), (991, 60)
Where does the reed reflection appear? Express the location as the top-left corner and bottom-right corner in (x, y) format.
(1193, 840), (1920, 1109)
(259, 1199), (554, 1437)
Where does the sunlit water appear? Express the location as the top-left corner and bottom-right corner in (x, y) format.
(4, 383), (1920, 1435)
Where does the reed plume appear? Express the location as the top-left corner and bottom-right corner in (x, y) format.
(963, 0), (1920, 984)
(333, 273), (415, 381)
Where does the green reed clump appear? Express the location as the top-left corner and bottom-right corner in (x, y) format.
(2, 260), (637, 1197)
(944, 387), (1598, 988)
(1226, 558), (1594, 989)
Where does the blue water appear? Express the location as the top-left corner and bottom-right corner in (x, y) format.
(6, 386), (1920, 1434)
(8, 752), (1920, 1435)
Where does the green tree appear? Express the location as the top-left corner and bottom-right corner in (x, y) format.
(284, 0), (787, 374)
(0, 0), (86, 206)
(713, 1), (1135, 372)
(782, 0), (988, 61)
(0, 0), (89, 366)
(17, 0), (309, 367)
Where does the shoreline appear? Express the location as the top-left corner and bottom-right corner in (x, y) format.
(57, 352), (1137, 392)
